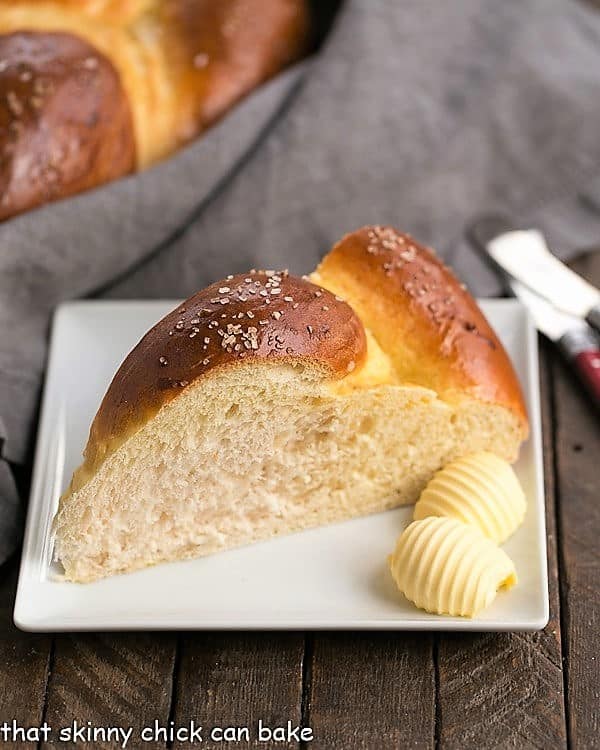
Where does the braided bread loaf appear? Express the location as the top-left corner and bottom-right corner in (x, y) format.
(0, 0), (309, 219)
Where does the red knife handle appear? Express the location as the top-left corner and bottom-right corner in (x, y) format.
(557, 329), (600, 410)
(573, 350), (600, 407)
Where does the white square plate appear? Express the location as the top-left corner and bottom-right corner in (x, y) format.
(14, 299), (548, 631)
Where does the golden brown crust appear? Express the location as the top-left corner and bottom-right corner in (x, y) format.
(84, 271), (367, 473)
(0, 31), (135, 220)
(148, 0), (310, 156)
(0, 0), (309, 219)
(313, 226), (529, 433)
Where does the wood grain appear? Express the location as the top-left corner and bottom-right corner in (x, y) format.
(435, 341), (567, 750)
(0, 557), (51, 750)
(553, 252), (600, 750)
(40, 633), (176, 749)
(172, 633), (305, 750)
(304, 633), (435, 749)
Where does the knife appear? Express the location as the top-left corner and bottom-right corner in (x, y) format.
(469, 216), (600, 409)
(469, 215), (600, 335)
(510, 281), (600, 409)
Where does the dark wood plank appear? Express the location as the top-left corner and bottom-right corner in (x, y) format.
(172, 633), (305, 750)
(0, 556), (52, 749)
(305, 633), (435, 749)
(40, 633), (176, 750)
(553, 251), (600, 750)
(436, 341), (567, 750)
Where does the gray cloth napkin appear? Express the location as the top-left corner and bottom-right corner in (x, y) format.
(2, 0), (600, 562)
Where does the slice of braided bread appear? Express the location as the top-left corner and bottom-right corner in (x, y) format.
(54, 226), (528, 582)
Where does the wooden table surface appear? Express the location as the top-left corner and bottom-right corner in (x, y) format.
(0, 254), (598, 750)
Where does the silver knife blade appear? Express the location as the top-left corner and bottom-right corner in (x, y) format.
(509, 279), (589, 342)
(486, 228), (600, 319)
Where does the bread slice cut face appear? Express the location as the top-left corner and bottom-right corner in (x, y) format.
(54, 226), (528, 582)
